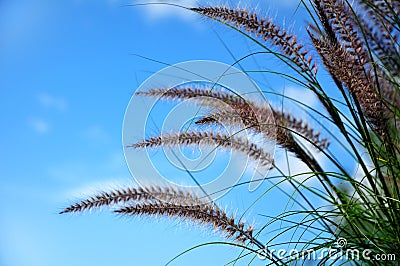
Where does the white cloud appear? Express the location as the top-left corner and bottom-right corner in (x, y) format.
(0, 2), (48, 48)
(276, 0), (302, 7)
(1, 219), (48, 266)
(257, 133), (329, 193)
(82, 125), (110, 143)
(275, 151), (322, 186)
(29, 118), (50, 134)
(283, 86), (318, 109)
(128, 0), (304, 22)
(46, 150), (130, 185)
(37, 93), (67, 111)
(63, 177), (135, 200)
(136, 0), (197, 20)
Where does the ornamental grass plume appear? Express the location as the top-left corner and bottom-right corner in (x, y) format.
(59, 186), (204, 214)
(128, 131), (274, 166)
(190, 6), (317, 75)
(114, 194), (256, 244)
(62, 0), (400, 264)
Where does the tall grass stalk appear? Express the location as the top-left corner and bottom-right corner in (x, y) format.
(61, 0), (400, 264)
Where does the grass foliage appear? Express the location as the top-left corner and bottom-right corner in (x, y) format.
(62, 0), (400, 264)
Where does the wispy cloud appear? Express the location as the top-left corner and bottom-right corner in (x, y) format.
(129, 0), (302, 22)
(64, 178), (135, 199)
(283, 86), (318, 108)
(135, 0), (196, 19)
(28, 118), (50, 134)
(1, 219), (48, 266)
(37, 93), (67, 112)
(1, 2), (49, 49)
(81, 125), (110, 143)
(276, 0), (302, 7)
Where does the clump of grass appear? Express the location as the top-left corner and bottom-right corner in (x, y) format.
(62, 0), (400, 264)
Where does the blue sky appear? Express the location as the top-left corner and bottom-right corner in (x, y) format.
(0, 1), (355, 265)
